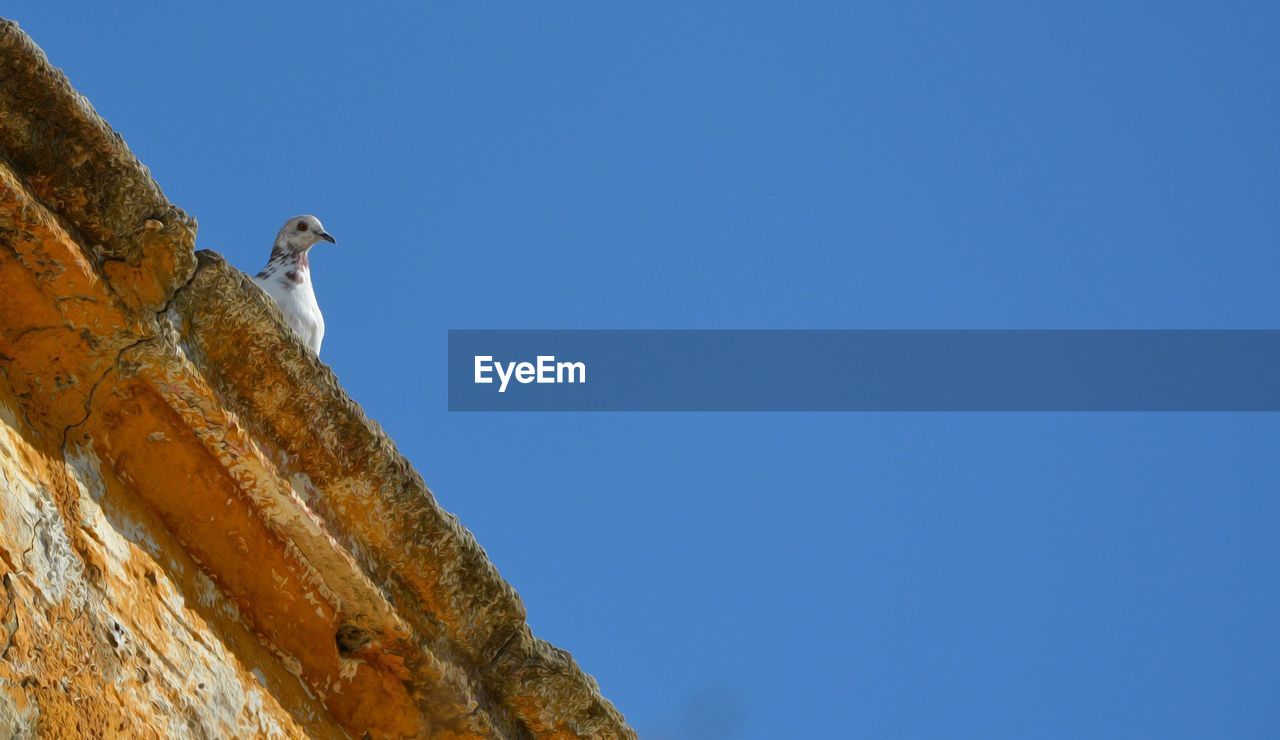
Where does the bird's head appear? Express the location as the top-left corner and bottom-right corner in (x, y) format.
(274, 215), (336, 252)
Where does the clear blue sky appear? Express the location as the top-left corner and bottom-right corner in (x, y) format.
(17, 3), (1280, 737)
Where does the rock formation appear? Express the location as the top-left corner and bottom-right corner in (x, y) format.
(0, 18), (631, 739)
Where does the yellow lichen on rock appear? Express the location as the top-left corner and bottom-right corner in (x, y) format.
(0, 380), (324, 738)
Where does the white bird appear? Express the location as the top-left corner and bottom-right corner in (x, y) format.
(252, 215), (337, 355)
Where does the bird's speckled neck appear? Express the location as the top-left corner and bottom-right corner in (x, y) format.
(256, 245), (310, 287)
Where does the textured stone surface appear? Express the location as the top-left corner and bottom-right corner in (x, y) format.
(0, 17), (632, 739)
(0, 385), (331, 738)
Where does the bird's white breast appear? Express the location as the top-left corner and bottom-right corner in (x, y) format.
(253, 271), (325, 354)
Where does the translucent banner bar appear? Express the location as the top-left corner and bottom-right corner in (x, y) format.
(447, 330), (1280, 411)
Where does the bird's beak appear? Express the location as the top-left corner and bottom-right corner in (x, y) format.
(319, 231), (336, 244)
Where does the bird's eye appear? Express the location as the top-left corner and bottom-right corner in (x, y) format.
(297, 222), (309, 231)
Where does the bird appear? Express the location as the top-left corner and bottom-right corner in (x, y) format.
(252, 215), (337, 355)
